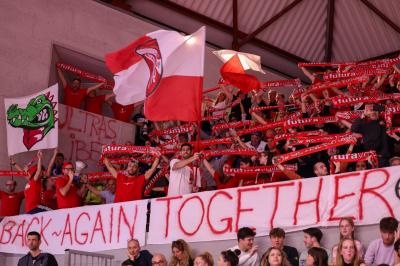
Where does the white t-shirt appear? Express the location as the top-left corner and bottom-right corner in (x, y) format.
(229, 245), (259, 266)
(245, 141), (267, 152)
(168, 159), (201, 196)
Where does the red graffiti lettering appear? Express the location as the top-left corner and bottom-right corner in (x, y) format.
(293, 178), (323, 225)
(118, 205), (138, 242)
(0, 221), (16, 244)
(74, 212), (90, 245)
(236, 187), (260, 232)
(263, 182), (295, 228)
(207, 191), (233, 234)
(24, 217), (40, 246)
(328, 173), (359, 221)
(156, 196), (182, 237)
(359, 169), (394, 219)
(40, 216), (51, 246)
(178, 196), (205, 236)
(61, 214), (73, 246)
(11, 220), (25, 246)
(91, 211), (106, 244)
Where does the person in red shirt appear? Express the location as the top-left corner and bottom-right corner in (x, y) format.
(107, 95), (135, 122)
(55, 162), (81, 209)
(85, 91), (114, 115)
(57, 68), (104, 109)
(40, 177), (58, 210)
(0, 179), (24, 217)
(20, 151), (45, 214)
(103, 155), (160, 203)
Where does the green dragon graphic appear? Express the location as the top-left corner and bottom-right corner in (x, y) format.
(6, 92), (57, 150)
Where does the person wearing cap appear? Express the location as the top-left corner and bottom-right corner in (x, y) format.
(55, 162), (81, 209)
(0, 178), (24, 217)
(364, 217), (398, 266)
(269, 227), (299, 266)
(168, 143), (202, 196)
(245, 132), (267, 153)
(229, 227), (259, 266)
(103, 155), (160, 202)
(299, 227), (331, 266)
(350, 103), (391, 167)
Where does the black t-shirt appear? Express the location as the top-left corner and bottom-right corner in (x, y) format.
(283, 245), (299, 266)
(18, 252), (58, 266)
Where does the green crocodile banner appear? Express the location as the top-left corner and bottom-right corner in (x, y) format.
(4, 84), (58, 155)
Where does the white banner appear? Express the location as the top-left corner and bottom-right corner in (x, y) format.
(148, 166), (400, 244)
(4, 84), (59, 156)
(0, 200), (148, 254)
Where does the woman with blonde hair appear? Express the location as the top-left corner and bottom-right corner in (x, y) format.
(331, 217), (363, 265)
(260, 247), (291, 266)
(335, 238), (365, 266)
(194, 252), (214, 266)
(170, 239), (194, 266)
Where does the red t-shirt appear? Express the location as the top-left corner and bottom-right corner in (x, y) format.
(111, 102), (135, 122)
(56, 176), (81, 209)
(86, 95), (106, 115)
(213, 172), (240, 190)
(0, 191), (24, 216)
(64, 85), (87, 109)
(41, 190), (58, 210)
(24, 178), (42, 213)
(114, 173), (145, 203)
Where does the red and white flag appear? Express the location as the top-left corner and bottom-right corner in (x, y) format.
(105, 27), (205, 121)
(215, 50), (263, 93)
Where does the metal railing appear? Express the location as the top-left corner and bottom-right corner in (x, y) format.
(64, 249), (114, 266)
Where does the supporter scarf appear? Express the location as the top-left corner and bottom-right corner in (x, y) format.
(101, 145), (161, 159)
(288, 132), (353, 146)
(212, 120), (253, 133)
(262, 79), (300, 88)
(202, 113), (227, 121)
(144, 165), (170, 196)
(284, 116), (337, 129)
(188, 137), (234, 149)
(250, 104), (296, 113)
(385, 105), (400, 128)
(273, 136), (357, 164)
(223, 164), (298, 177)
(331, 94), (400, 107)
(0, 170), (28, 177)
(273, 130), (327, 144)
(160, 148), (179, 155)
(102, 156), (154, 165)
(287, 111), (303, 120)
(335, 110), (364, 121)
(201, 148), (257, 158)
(236, 121), (284, 136)
(149, 124), (193, 137)
(305, 76), (368, 95)
(87, 172), (114, 181)
(298, 62), (355, 68)
(323, 69), (388, 81)
(356, 57), (400, 69)
(329, 151), (378, 174)
(56, 62), (114, 88)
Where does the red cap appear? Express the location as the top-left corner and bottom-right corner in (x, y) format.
(62, 162), (74, 169)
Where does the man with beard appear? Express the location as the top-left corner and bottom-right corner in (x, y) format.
(104, 156), (159, 202)
(18, 231), (58, 266)
(168, 143), (202, 196)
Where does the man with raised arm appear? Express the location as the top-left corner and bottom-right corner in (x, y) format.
(104, 155), (159, 202)
(167, 143), (202, 196)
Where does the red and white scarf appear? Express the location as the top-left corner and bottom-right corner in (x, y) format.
(329, 151), (378, 174)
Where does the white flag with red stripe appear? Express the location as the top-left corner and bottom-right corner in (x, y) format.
(105, 27), (205, 121)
